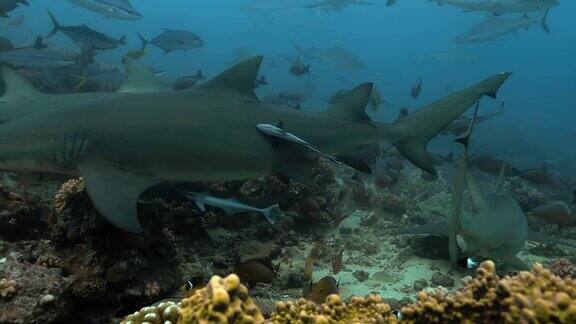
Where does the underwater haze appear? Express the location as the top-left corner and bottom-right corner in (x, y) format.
(0, 1), (575, 323)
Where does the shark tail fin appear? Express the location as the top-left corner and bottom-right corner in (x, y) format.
(538, 9), (551, 33)
(137, 33), (149, 51)
(262, 204), (281, 224)
(377, 72), (511, 174)
(45, 8), (61, 38)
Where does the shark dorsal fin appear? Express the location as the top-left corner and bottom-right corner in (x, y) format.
(0, 65), (41, 102)
(326, 82), (374, 122)
(117, 58), (170, 94)
(199, 56), (263, 100)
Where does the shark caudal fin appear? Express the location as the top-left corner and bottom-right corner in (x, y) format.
(45, 8), (61, 38)
(117, 57), (170, 93)
(377, 72), (511, 174)
(262, 204), (281, 224)
(137, 33), (150, 51)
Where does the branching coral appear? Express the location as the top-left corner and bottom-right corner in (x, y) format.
(268, 294), (397, 323)
(179, 274), (264, 323)
(400, 260), (576, 323)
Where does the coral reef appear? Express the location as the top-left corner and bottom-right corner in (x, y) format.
(400, 260), (576, 323)
(268, 294), (396, 323)
(114, 260), (576, 324)
(0, 185), (51, 241)
(179, 274), (265, 323)
(0, 252), (72, 324)
(549, 259), (576, 279)
(0, 278), (17, 299)
(54, 178), (85, 213)
(121, 301), (180, 324)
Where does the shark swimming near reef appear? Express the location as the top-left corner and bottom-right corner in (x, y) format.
(403, 103), (576, 270)
(0, 56), (511, 233)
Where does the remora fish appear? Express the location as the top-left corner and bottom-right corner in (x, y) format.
(0, 56), (511, 233)
(138, 29), (204, 54)
(67, 0), (143, 20)
(181, 191), (281, 223)
(455, 10), (550, 43)
(402, 104), (575, 269)
(46, 9), (127, 50)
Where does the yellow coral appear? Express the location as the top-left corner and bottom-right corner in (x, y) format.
(178, 274), (264, 324)
(121, 301), (180, 324)
(400, 260), (576, 324)
(0, 278), (17, 299)
(268, 294), (397, 323)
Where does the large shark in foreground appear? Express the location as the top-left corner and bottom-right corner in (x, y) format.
(0, 56), (511, 233)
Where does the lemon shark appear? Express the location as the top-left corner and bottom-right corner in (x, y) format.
(0, 56), (511, 233)
(403, 103), (575, 270)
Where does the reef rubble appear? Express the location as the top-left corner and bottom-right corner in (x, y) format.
(0, 161), (574, 323)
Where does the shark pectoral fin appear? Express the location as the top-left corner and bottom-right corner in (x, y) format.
(199, 56), (262, 100)
(117, 57), (170, 94)
(0, 65), (41, 103)
(262, 204), (281, 224)
(79, 160), (160, 233)
(326, 82), (373, 123)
